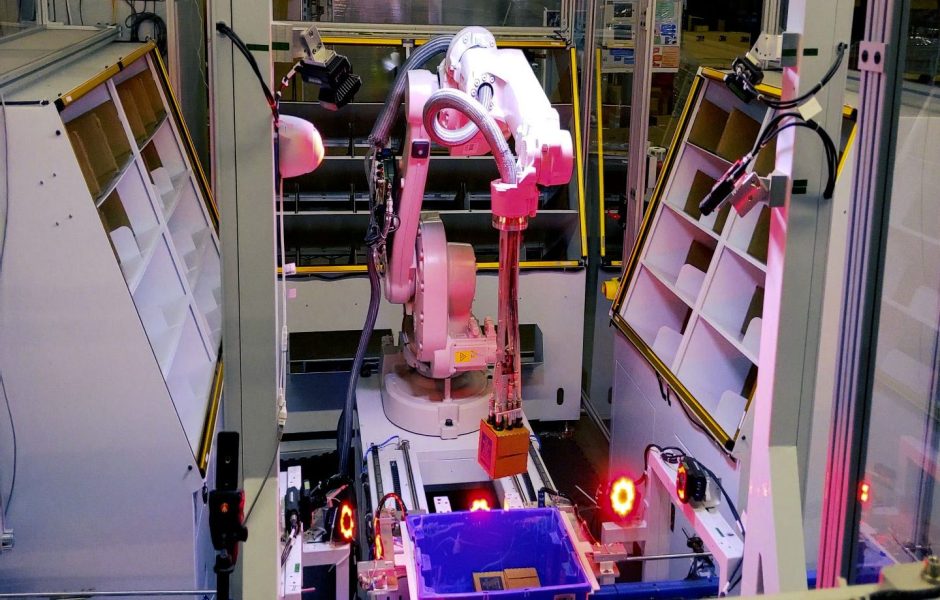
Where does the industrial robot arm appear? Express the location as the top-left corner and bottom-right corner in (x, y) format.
(377, 28), (573, 431)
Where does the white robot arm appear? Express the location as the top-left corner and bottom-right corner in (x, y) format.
(380, 27), (573, 412)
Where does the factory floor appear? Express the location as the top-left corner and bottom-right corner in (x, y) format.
(532, 412), (610, 505)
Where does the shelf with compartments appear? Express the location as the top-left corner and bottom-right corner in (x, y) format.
(8, 41), (221, 461)
(611, 68), (856, 451)
(0, 39), (221, 591)
(57, 45), (223, 451)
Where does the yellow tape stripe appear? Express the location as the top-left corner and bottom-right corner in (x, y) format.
(412, 38), (566, 48)
(595, 48), (606, 258)
(322, 36), (403, 46)
(838, 123), (858, 178)
(570, 47), (588, 258)
(152, 48), (219, 229)
(283, 260), (583, 275)
(197, 359), (223, 474)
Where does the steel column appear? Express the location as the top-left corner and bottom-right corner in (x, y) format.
(817, 0), (909, 587)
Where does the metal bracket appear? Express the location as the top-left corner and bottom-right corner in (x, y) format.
(858, 41), (887, 73)
(769, 174), (790, 208)
(748, 32), (783, 65)
(780, 32), (802, 68)
(1, 529), (13, 552)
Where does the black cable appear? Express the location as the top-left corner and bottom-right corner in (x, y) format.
(539, 486), (574, 504)
(642, 443), (686, 474)
(242, 443), (279, 526)
(0, 95), (13, 520)
(127, 7), (168, 56)
(725, 570), (742, 596)
(215, 22), (278, 119)
(684, 456), (744, 595)
(1, 375), (15, 519)
(335, 252), (380, 475)
(869, 588), (940, 599)
(216, 22), (274, 108)
(745, 42), (848, 110)
(689, 458), (745, 537)
(676, 396), (716, 439)
(758, 119), (838, 198)
(751, 111), (804, 154)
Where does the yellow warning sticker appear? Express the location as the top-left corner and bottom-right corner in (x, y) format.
(455, 350), (477, 363)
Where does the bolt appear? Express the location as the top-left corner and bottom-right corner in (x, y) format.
(874, 51), (882, 65)
(445, 419), (454, 427)
(861, 49), (870, 63)
(923, 556), (940, 583)
(55, 129), (61, 136)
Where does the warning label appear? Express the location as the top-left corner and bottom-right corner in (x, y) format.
(455, 350), (477, 363)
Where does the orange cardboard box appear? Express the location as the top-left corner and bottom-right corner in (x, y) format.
(477, 420), (530, 479)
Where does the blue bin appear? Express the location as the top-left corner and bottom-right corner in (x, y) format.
(406, 508), (593, 599)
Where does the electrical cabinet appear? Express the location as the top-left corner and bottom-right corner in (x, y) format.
(0, 41), (220, 591)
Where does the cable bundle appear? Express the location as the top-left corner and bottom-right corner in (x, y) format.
(124, 1), (168, 56)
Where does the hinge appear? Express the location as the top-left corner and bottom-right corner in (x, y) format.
(858, 41), (887, 73)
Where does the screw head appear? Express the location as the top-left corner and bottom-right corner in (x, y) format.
(861, 49), (870, 63)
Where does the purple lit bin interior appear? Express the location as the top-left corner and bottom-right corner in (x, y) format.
(406, 508), (592, 599)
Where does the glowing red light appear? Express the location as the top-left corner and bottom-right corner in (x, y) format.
(859, 481), (871, 504)
(676, 463), (688, 504)
(470, 498), (491, 512)
(339, 503), (355, 541)
(610, 477), (636, 518)
(373, 517), (384, 559)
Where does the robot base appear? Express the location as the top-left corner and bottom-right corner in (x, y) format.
(381, 348), (491, 439)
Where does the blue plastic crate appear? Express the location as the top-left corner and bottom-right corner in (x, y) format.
(406, 508), (592, 599)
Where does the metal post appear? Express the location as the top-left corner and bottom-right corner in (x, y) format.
(741, 0), (854, 594)
(579, 0), (598, 184)
(623, 0), (654, 255)
(207, 0), (280, 597)
(817, 0), (908, 587)
(762, 0), (784, 36)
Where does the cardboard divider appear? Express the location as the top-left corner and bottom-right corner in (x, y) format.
(716, 108), (761, 162)
(687, 100), (729, 153)
(683, 170), (716, 220)
(118, 73), (164, 144)
(66, 113), (119, 191)
(754, 137), (777, 176)
(117, 84), (147, 142)
(68, 130), (100, 197)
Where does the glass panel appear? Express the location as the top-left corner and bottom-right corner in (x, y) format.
(592, 0), (764, 262)
(855, 0), (940, 580)
(0, 0), (38, 38)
